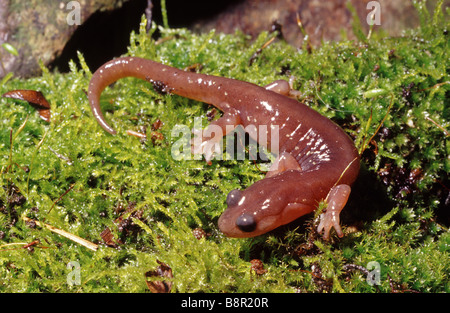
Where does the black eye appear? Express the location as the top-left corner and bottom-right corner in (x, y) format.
(236, 214), (256, 232)
(226, 189), (243, 207)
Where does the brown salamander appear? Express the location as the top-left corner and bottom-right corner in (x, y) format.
(88, 57), (359, 239)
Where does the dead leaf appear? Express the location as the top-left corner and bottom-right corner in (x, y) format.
(145, 260), (173, 293)
(3, 89), (51, 122)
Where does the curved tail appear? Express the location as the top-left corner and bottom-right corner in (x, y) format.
(88, 57), (180, 135)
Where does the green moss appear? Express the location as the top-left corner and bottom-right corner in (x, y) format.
(0, 1), (448, 292)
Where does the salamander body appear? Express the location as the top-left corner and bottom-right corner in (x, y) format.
(88, 57), (359, 239)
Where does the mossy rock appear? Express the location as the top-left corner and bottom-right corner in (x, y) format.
(0, 1), (448, 292)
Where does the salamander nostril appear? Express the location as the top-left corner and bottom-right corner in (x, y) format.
(236, 214), (256, 232)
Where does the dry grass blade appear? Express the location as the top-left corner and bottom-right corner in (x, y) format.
(22, 216), (98, 251)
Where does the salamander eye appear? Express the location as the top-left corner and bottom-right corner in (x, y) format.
(226, 189), (243, 207)
(236, 214), (256, 232)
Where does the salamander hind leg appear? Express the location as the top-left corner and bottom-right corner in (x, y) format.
(317, 184), (351, 240)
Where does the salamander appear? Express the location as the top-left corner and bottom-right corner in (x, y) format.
(88, 57), (360, 239)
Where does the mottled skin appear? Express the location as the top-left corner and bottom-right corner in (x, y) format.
(88, 57), (360, 239)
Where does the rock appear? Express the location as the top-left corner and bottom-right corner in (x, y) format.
(0, 0), (132, 78)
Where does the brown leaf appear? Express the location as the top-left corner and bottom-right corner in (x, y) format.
(151, 118), (164, 131)
(100, 227), (119, 248)
(145, 260), (173, 293)
(3, 89), (51, 122)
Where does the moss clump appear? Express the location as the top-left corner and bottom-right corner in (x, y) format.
(0, 1), (448, 292)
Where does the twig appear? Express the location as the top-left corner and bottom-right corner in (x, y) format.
(47, 146), (73, 165)
(424, 114), (449, 136)
(145, 0), (153, 32)
(47, 183), (75, 215)
(359, 94), (394, 155)
(22, 216), (98, 251)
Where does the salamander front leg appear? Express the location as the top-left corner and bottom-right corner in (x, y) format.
(317, 184), (351, 240)
(264, 80), (303, 99)
(266, 152), (302, 178)
(192, 108), (241, 163)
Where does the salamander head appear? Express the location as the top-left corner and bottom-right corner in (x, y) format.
(218, 177), (307, 238)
